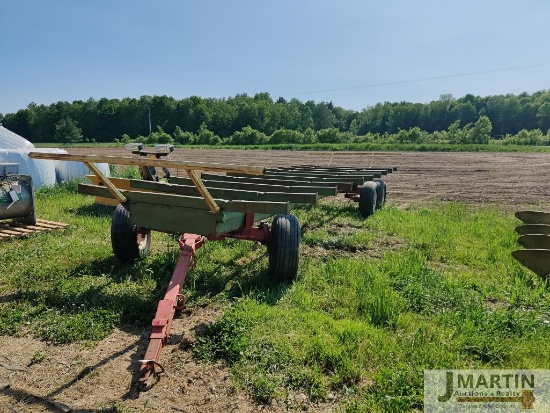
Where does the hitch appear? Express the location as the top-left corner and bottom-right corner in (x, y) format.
(137, 233), (204, 390)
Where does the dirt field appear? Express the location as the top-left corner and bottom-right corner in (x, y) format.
(1, 149), (549, 412)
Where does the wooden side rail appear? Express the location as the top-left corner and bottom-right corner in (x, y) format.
(27, 152), (265, 175)
(28, 152), (266, 214)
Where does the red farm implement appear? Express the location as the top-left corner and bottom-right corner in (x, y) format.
(29, 147), (394, 390)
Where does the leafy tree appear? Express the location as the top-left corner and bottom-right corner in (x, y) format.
(387, 103), (424, 133)
(393, 127), (426, 143)
(468, 116), (492, 144)
(451, 101), (477, 126)
(54, 117), (82, 143)
(316, 128), (342, 143)
(270, 129), (305, 144)
(4, 89), (550, 145)
(229, 126), (268, 145)
(448, 120), (468, 144)
(95, 98), (123, 141)
(173, 126), (195, 145)
(311, 102), (337, 130)
(148, 126), (173, 144)
(536, 102), (550, 133)
(501, 129), (548, 145)
(303, 128), (316, 143)
(195, 123), (221, 145)
(427, 130), (449, 143)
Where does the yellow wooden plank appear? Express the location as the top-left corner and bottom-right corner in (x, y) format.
(86, 175), (132, 190)
(0, 218), (68, 241)
(36, 219), (69, 228)
(186, 169), (220, 214)
(32, 223), (61, 229)
(84, 162), (127, 204)
(85, 175), (131, 205)
(7, 225), (34, 233)
(0, 229), (22, 236)
(29, 152), (265, 175)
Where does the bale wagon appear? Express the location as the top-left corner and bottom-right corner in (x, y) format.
(29, 148), (395, 389)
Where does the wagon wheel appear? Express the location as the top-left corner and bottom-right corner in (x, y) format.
(111, 204), (152, 262)
(359, 182), (378, 217)
(375, 179), (386, 210)
(269, 214), (301, 282)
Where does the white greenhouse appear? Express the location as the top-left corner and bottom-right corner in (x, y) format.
(0, 124), (109, 187)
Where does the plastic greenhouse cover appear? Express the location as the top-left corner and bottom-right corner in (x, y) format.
(0, 148), (110, 188)
(0, 125), (35, 150)
(0, 125), (110, 188)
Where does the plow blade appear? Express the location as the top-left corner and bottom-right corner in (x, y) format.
(515, 211), (550, 225)
(517, 234), (550, 250)
(512, 212), (550, 281)
(515, 224), (550, 236)
(511, 249), (550, 280)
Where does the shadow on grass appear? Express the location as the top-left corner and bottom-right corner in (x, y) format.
(16, 242), (286, 334)
(68, 202), (115, 218)
(186, 244), (292, 305)
(299, 201), (360, 231)
(68, 255), (123, 279)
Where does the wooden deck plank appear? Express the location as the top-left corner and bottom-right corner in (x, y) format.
(0, 219), (68, 241)
(28, 152), (265, 175)
(6, 225), (34, 233)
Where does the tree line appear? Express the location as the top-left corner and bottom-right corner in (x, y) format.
(1, 89), (549, 145)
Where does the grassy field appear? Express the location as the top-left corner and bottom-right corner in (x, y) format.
(0, 182), (549, 412)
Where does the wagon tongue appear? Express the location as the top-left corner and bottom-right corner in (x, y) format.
(137, 234), (205, 391)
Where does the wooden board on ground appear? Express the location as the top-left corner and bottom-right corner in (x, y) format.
(0, 219), (68, 241)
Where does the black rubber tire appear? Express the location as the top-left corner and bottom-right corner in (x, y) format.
(269, 214), (301, 282)
(359, 182), (378, 218)
(111, 204), (151, 262)
(375, 180), (386, 210)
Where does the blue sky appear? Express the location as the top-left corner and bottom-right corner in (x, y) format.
(1, 0), (549, 115)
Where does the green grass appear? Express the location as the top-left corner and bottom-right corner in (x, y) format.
(194, 202), (550, 411)
(0, 182), (181, 343)
(0, 184), (549, 411)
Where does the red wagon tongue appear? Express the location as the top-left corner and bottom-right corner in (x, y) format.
(138, 233), (204, 391)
